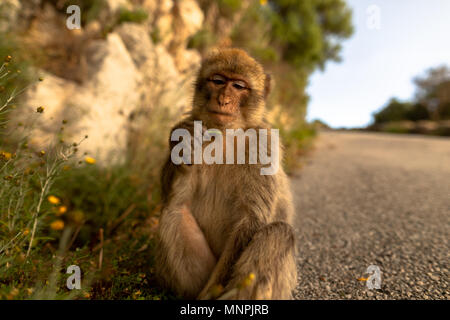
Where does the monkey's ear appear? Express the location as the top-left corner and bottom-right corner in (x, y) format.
(264, 73), (271, 99)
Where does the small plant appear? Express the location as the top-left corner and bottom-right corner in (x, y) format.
(150, 27), (161, 45)
(117, 7), (148, 25)
(0, 55), (90, 299)
(187, 29), (217, 52)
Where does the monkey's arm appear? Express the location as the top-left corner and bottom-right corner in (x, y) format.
(157, 203), (217, 298)
(161, 118), (200, 202)
(158, 161), (218, 298)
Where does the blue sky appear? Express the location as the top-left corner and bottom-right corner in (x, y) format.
(306, 0), (450, 128)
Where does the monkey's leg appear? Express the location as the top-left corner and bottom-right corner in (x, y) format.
(156, 205), (217, 298)
(226, 221), (297, 299)
(203, 221), (297, 300)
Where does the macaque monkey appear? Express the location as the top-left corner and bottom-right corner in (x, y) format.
(155, 48), (297, 299)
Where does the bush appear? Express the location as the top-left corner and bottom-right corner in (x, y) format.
(0, 55), (88, 299)
(117, 7), (148, 25)
(0, 53), (167, 300)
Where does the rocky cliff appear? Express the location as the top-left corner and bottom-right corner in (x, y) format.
(2, 0), (210, 162)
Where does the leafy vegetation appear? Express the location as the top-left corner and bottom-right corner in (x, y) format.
(117, 7), (149, 25)
(373, 98), (429, 124)
(0, 54), (170, 300)
(370, 65), (450, 136)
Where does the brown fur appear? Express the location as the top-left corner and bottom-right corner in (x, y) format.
(155, 48), (297, 299)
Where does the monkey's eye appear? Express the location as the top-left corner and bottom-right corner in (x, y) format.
(232, 81), (247, 90)
(210, 75), (226, 85)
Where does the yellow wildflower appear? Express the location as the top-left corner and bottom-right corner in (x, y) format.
(70, 210), (85, 224)
(85, 156), (96, 164)
(48, 195), (60, 205)
(260, 0), (268, 5)
(239, 272), (256, 289)
(23, 228), (30, 236)
(357, 277), (368, 282)
(36, 106), (44, 113)
(7, 288), (19, 300)
(1, 151), (12, 160)
(4, 55), (12, 62)
(56, 206), (67, 216)
(50, 220), (64, 231)
(210, 284), (224, 298)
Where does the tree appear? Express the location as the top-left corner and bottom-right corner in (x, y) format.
(372, 99), (430, 124)
(268, 0), (353, 71)
(414, 65), (450, 120)
(406, 103), (429, 121)
(372, 65), (450, 126)
(192, 0), (354, 115)
(373, 98), (414, 124)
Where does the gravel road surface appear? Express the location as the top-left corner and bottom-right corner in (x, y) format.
(292, 131), (449, 299)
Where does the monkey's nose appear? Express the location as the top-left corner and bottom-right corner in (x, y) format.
(218, 95), (231, 106)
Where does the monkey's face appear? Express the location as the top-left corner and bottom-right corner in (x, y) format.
(204, 73), (250, 126)
(193, 48), (269, 129)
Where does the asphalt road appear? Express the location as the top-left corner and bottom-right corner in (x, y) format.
(291, 131), (449, 299)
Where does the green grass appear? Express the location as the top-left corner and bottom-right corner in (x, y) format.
(0, 150), (171, 299)
(0, 53), (172, 300)
(281, 124), (316, 175)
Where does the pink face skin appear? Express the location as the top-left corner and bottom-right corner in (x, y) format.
(205, 73), (250, 126)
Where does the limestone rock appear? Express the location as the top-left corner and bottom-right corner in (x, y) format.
(176, 0), (204, 41)
(71, 32), (143, 162)
(12, 0), (207, 164)
(0, 0), (21, 33)
(98, 0), (132, 23)
(18, 33), (143, 163)
(154, 0), (174, 47)
(15, 72), (77, 148)
(116, 22), (156, 68)
(173, 48), (202, 75)
(170, 0), (204, 73)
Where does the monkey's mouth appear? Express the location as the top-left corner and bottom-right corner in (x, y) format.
(208, 110), (236, 123)
(208, 110), (234, 116)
